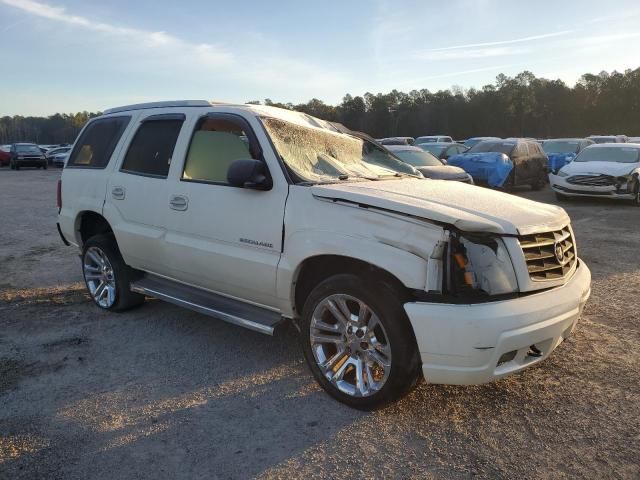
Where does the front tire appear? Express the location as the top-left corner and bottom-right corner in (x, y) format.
(82, 234), (145, 312)
(300, 274), (420, 410)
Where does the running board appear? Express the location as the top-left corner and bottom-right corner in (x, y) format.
(130, 274), (284, 335)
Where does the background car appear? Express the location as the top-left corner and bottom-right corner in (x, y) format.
(463, 136), (501, 149)
(385, 145), (473, 183)
(628, 137), (640, 143)
(543, 138), (595, 173)
(447, 138), (547, 190)
(417, 142), (469, 161)
(377, 136), (415, 146)
(588, 135), (628, 144)
(550, 144), (640, 205)
(46, 146), (72, 166)
(415, 135), (453, 144)
(0, 145), (11, 166)
(9, 143), (48, 170)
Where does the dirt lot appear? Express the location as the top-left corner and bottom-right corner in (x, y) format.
(0, 168), (638, 479)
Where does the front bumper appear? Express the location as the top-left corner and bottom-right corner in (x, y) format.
(404, 260), (591, 385)
(14, 158), (47, 167)
(549, 174), (634, 200)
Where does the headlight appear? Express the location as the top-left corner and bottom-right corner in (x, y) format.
(557, 170), (568, 177)
(447, 232), (518, 297)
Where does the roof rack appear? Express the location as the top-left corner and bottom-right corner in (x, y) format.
(102, 100), (212, 115)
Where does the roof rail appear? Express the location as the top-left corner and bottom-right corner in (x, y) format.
(102, 100), (212, 115)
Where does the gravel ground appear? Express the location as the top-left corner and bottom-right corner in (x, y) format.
(0, 168), (638, 479)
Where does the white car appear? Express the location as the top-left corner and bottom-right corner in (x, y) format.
(58, 100), (591, 409)
(549, 143), (640, 205)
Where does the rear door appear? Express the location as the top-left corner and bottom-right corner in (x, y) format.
(103, 111), (187, 275)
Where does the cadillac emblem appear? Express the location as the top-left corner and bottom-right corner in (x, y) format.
(554, 243), (565, 263)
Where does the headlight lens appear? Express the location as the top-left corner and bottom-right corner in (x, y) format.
(448, 233), (518, 297)
(557, 170), (568, 177)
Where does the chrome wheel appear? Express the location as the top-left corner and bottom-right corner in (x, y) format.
(310, 294), (392, 398)
(83, 246), (117, 308)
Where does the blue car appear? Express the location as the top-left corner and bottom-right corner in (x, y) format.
(542, 138), (594, 174)
(447, 139), (548, 190)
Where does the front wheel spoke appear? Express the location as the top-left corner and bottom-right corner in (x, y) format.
(87, 250), (102, 266)
(320, 350), (347, 371)
(329, 357), (351, 384)
(365, 362), (377, 388)
(367, 313), (380, 332)
(311, 332), (343, 345)
(357, 301), (371, 326)
(326, 299), (349, 325)
(85, 273), (102, 280)
(106, 285), (115, 305)
(84, 265), (101, 273)
(312, 319), (341, 334)
(371, 338), (391, 356)
(94, 281), (106, 299)
(367, 349), (391, 368)
(355, 358), (367, 396)
(334, 297), (353, 323)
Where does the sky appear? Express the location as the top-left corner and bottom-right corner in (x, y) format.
(1, 0), (639, 116)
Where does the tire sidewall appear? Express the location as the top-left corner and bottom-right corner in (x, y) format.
(299, 274), (419, 410)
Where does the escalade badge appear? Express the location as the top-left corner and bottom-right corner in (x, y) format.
(555, 243), (564, 263)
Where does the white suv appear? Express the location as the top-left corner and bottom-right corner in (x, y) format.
(57, 100), (592, 409)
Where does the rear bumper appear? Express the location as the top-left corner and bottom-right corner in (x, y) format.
(550, 174), (634, 199)
(404, 260), (591, 385)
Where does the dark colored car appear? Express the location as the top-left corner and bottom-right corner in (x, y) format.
(386, 145), (473, 183)
(417, 142), (469, 161)
(0, 145), (11, 166)
(447, 139), (548, 190)
(10, 143), (48, 170)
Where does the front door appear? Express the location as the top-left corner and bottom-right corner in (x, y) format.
(164, 113), (288, 308)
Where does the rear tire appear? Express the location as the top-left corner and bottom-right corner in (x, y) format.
(630, 178), (640, 207)
(299, 273), (421, 410)
(81, 234), (145, 312)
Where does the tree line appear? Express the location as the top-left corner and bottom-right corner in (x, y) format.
(2, 68), (638, 145)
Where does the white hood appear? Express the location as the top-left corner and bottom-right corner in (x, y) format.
(560, 160), (639, 177)
(312, 178), (569, 235)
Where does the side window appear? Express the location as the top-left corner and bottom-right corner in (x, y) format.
(67, 116), (130, 168)
(182, 116), (257, 184)
(121, 118), (183, 178)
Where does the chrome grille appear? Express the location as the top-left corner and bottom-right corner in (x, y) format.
(519, 227), (576, 281)
(567, 174), (616, 186)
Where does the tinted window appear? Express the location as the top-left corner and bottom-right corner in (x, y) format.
(469, 141), (515, 155)
(67, 116), (130, 168)
(392, 149), (442, 167)
(183, 117), (256, 184)
(121, 119), (183, 177)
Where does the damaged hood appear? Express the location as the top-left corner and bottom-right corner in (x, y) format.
(560, 160), (640, 177)
(312, 178), (568, 235)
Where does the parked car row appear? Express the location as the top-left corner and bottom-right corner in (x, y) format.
(0, 142), (71, 168)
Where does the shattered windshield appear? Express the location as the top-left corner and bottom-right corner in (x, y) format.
(262, 117), (418, 183)
(543, 140), (580, 154)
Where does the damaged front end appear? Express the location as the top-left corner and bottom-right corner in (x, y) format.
(425, 230), (519, 301)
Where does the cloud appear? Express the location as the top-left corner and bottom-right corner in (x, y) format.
(0, 0), (233, 65)
(416, 46), (530, 61)
(422, 30), (574, 53)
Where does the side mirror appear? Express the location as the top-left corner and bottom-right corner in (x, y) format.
(227, 159), (271, 190)
(441, 159), (448, 165)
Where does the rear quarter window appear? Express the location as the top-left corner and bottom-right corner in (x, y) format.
(67, 116), (131, 168)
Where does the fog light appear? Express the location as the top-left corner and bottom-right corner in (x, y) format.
(497, 350), (517, 366)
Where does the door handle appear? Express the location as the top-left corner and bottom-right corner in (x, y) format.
(169, 195), (189, 211)
(111, 186), (125, 200)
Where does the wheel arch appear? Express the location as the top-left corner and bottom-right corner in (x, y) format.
(75, 210), (114, 247)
